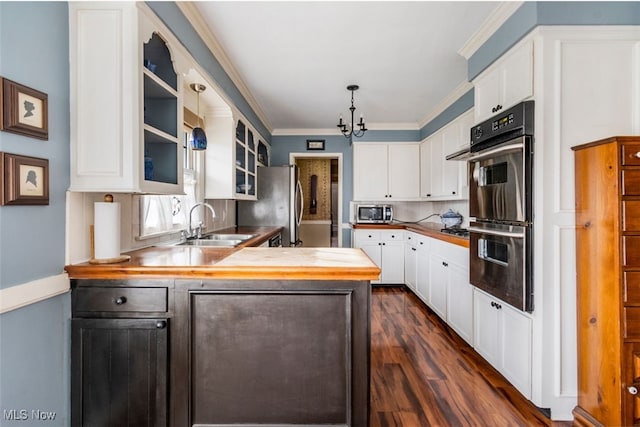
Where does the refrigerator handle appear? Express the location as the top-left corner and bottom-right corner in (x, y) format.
(296, 180), (304, 226)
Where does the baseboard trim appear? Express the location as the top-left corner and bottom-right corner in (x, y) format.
(0, 273), (70, 314)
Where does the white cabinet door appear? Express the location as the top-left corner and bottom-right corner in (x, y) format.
(353, 143), (420, 201)
(419, 139), (432, 199)
(474, 40), (533, 123)
(415, 238), (430, 303)
(446, 260), (473, 346)
(404, 239), (418, 292)
(353, 230), (403, 284)
(388, 144), (421, 200)
(500, 302), (532, 398)
(69, 2), (184, 194)
(353, 144), (389, 200)
(428, 253), (448, 319)
(381, 240), (405, 284)
(473, 288), (532, 399)
(473, 289), (501, 366)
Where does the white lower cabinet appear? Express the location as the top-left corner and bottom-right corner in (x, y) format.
(404, 234), (418, 292)
(473, 288), (532, 399)
(353, 230), (404, 284)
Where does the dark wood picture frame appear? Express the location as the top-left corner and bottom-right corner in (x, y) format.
(306, 139), (325, 151)
(1, 152), (49, 205)
(0, 77), (49, 140)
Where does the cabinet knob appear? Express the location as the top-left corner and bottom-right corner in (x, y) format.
(442, 261), (448, 267)
(412, 247), (417, 251)
(629, 386), (638, 395)
(114, 296), (127, 305)
(368, 235), (372, 238)
(156, 320), (167, 329)
(452, 191), (456, 195)
(426, 194), (431, 197)
(420, 242), (423, 245)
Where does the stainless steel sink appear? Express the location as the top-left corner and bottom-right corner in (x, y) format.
(178, 239), (242, 247)
(203, 233), (257, 241)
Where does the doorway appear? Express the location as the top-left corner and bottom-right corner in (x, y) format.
(290, 153), (343, 247)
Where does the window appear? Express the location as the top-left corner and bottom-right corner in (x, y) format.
(138, 113), (204, 238)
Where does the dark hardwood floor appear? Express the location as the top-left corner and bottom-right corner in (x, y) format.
(369, 286), (573, 426)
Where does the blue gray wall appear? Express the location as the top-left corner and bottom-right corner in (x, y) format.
(0, 2), (70, 425)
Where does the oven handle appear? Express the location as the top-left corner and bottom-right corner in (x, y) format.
(468, 225), (525, 239)
(468, 142), (524, 161)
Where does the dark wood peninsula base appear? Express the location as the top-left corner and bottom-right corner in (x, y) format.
(67, 247), (379, 427)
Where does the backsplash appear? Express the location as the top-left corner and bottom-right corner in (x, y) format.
(349, 200), (470, 228)
(66, 192), (236, 264)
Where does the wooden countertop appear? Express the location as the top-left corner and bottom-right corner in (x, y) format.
(65, 226), (380, 281)
(352, 222), (470, 248)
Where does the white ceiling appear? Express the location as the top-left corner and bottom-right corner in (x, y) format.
(190, 1), (505, 135)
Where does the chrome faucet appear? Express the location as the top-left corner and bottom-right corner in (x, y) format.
(188, 202), (216, 238)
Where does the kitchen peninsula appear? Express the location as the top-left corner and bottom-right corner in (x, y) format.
(65, 230), (379, 427)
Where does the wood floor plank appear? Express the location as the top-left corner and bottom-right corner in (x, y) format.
(370, 286), (571, 426)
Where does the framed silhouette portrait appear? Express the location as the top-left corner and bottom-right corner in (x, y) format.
(0, 78), (48, 140)
(0, 152), (49, 205)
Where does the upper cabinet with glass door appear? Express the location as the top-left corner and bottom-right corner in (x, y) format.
(69, 2), (187, 194)
(205, 113), (267, 200)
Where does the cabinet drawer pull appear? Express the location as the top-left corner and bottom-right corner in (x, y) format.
(412, 247), (417, 251)
(442, 261), (448, 267)
(156, 320), (167, 329)
(114, 296), (127, 305)
(629, 386), (638, 395)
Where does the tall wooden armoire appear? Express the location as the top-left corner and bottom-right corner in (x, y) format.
(573, 136), (640, 426)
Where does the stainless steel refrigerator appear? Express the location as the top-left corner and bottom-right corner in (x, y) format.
(237, 165), (303, 246)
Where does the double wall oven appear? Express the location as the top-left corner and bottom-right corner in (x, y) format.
(468, 101), (534, 312)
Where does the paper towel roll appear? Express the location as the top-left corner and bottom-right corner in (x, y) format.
(94, 201), (120, 260)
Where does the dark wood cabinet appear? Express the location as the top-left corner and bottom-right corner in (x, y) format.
(71, 280), (172, 427)
(71, 277), (370, 427)
(71, 318), (168, 427)
(573, 136), (640, 426)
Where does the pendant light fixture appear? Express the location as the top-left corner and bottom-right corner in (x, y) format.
(190, 83), (207, 150)
(336, 84), (367, 144)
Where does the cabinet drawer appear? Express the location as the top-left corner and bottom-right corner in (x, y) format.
(625, 237), (640, 267)
(625, 307), (640, 338)
(622, 144), (640, 166)
(622, 170), (640, 196)
(624, 201), (640, 231)
(624, 272), (640, 303)
(355, 231), (380, 241)
(379, 230), (403, 241)
(74, 287), (167, 313)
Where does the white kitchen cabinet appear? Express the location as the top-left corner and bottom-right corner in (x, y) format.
(415, 235), (431, 303)
(420, 110), (471, 201)
(444, 246), (473, 346)
(69, 2), (187, 194)
(428, 251), (449, 320)
(474, 39), (533, 123)
(205, 115), (265, 200)
(474, 288), (532, 398)
(353, 230), (404, 284)
(404, 233), (418, 292)
(353, 143), (420, 201)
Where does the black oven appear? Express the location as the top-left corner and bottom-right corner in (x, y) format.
(468, 100), (534, 312)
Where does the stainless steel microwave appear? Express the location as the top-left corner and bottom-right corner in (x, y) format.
(356, 205), (393, 224)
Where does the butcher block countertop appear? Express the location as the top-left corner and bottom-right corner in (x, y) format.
(65, 225), (380, 281)
(352, 222), (470, 248)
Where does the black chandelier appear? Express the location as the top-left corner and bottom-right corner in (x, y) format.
(337, 84), (367, 143)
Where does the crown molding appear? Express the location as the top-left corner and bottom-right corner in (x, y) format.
(458, 1), (524, 60)
(177, 2), (273, 134)
(271, 122), (420, 137)
(418, 80), (473, 129)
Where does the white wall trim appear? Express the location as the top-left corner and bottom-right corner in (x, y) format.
(457, 1), (524, 59)
(176, 2), (273, 134)
(0, 273), (70, 314)
(418, 80), (474, 129)
(289, 152), (343, 247)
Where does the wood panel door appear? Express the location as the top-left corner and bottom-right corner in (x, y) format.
(71, 318), (168, 427)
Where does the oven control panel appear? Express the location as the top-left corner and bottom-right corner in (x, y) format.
(471, 100), (534, 152)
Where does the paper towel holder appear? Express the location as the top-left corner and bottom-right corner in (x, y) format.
(89, 194), (131, 265)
